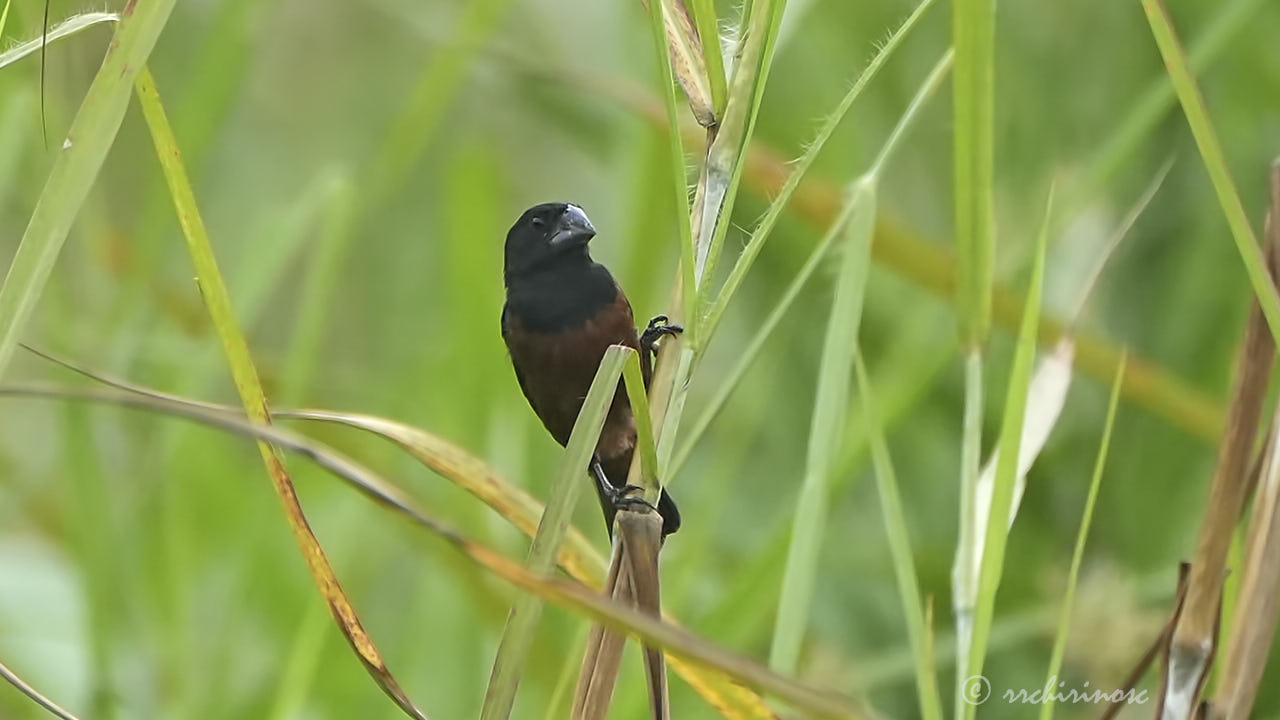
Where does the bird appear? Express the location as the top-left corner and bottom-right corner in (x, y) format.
(501, 202), (682, 538)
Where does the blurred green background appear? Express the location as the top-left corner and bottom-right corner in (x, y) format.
(1, 0), (1279, 717)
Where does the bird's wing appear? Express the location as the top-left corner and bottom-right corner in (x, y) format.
(501, 304), (541, 414)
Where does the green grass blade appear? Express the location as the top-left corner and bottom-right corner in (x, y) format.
(0, 382), (864, 719)
(1140, 0), (1280, 341)
(622, 349), (661, 501)
(853, 350), (944, 720)
(646, 0), (699, 342)
(951, 0), (996, 697)
(867, 50), (954, 180)
(953, 0), (995, 348)
(0, 11), (118, 71)
(0, 0), (175, 379)
(964, 188), (1053, 719)
(23, 344), (779, 718)
(481, 345), (633, 720)
(134, 67), (430, 720)
(1038, 352), (1126, 720)
(688, 0), (727, 115)
(676, 48), (951, 475)
(703, 0), (937, 339)
(0, 0), (9, 38)
(691, 0), (782, 304)
(770, 175), (876, 674)
(953, 349), (983, 705)
(1077, 0), (1261, 202)
(671, 212), (839, 476)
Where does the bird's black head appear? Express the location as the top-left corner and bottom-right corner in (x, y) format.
(504, 202), (597, 282)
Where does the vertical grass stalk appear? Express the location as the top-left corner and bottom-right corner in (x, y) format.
(481, 346), (633, 720)
(963, 190), (1053, 720)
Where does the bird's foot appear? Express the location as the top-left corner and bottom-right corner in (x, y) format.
(592, 461), (659, 514)
(641, 315), (683, 353)
(603, 481), (659, 514)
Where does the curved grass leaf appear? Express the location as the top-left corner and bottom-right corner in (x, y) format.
(22, 344), (775, 719)
(134, 68), (429, 720)
(0, 384), (863, 720)
(0, 658), (80, 720)
(0, 11), (117, 72)
(0, 0), (176, 380)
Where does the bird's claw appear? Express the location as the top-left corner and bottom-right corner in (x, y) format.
(602, 482), (659, 514)
(641, 315), (683, 352)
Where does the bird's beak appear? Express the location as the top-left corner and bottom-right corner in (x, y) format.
(549, 205), (596, 248)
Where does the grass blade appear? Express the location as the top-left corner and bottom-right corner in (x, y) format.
(0, 0), (175, 379)
(703, 0), (937, 338)
(24, 344), (777, 718)
(678, 47), (951, 476)
(770, 175), (876, 674)
(951, 0), (996, 697)
(0, 11), (117, 71)
(0, 658), (80, 720)
(952, 0), (995, 348)
(481, 345), (633, 720)
(964, 340), (1074, 588)
(963, 188), (1052, 719)
(1140, 0), (1280, 340)
(853, 350), (944, 720)
(133, 68), (429, 720)
(646, 0), (699, 340)
(0, 384), (864, 720)
(688, 0), (726, 115)
(690, 0), (782, 305)
(1039, 352), (1126, 720)
(1213, 163), (1280, 718)
(655, 0), (717, 126)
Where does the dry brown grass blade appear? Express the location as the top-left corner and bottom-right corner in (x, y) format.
(276, 409), (606, 585)
(1099, 563), (1190, 720)
(573, 540), (625, 719)
(1, 385), (862, 718)
(1165, 177), (1280, 717)
(640, 0), (716, 126)
(135, 68), (429, 720)
(620, 511), (671, 720)
(574, 539), (631, 720)
(0, 658), (81, 720)
(21, 345), (777, 718)
(1212, 160), (1280, 720)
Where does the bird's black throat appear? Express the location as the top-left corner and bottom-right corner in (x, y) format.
(503, 253), (619, 333)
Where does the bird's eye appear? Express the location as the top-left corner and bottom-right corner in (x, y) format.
(530, 217), (545, 229)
